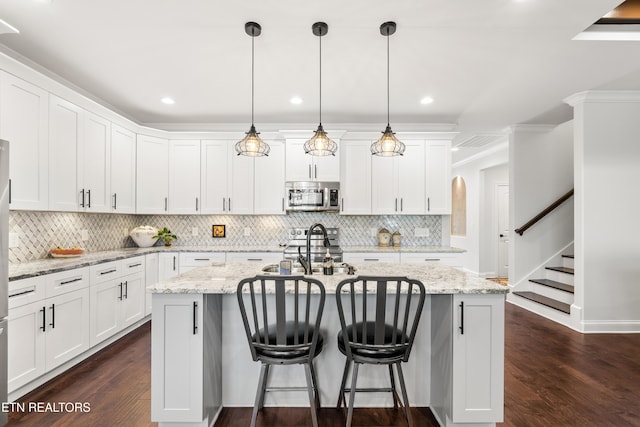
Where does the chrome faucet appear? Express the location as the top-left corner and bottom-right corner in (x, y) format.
(297, 223), (331, 275)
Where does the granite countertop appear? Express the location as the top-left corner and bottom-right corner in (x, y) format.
(9, 245), (463, 281)
(342, 246), (465, 253)
(8, 245), (283, 281)
(148, 262), (507, 295)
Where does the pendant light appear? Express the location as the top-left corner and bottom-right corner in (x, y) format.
(235, 22), (270, 157)
(371, 21), (405, 157)
(304, 22), (338, 156)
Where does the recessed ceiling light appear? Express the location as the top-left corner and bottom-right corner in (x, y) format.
(161, 97), (175, 105)
(420, 96), (434, 105)
(290, 96), (303, 105)
(451, 147), (460, 152)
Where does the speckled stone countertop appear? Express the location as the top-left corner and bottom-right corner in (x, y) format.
(342, 246), (465, 253)
(8, 245), (463, 281)
(8, 245), (283, 281)
(148, 262), (507, 295)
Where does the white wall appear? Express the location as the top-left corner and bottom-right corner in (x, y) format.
(509, 123), (574, 287)
(568, 91), (640, 332)
(451, 143), (508, 275)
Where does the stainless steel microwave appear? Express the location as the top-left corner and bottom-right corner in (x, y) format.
(285, 181), (340, 212)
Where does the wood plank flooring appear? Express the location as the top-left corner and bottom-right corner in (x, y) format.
(5, 304), (640, 426)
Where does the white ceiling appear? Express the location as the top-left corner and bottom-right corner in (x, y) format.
(0, 0), (637, 156)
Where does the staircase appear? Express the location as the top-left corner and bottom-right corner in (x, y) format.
(510, 253), (574, 326)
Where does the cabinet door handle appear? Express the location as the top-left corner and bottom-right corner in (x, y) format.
(9, 289), (36, 298)
(363, 258), (379, 262)
(99, 269), (117, 275)
(196, 197), (199, 211)
(40, 306), (46, 332)
(60, 277), (82, 285)
(80, 189), (85, 208)
(247, 258), (263, 261)
(49, 304), (55, 329)
(400, 198), (403, 212)
(395, 198), (398, 212)
(341, 197), (344, 212)
(459, 301), (464, 335)
(428, 197), (430, 212)
(8, 179), (11, 204)
(128, 263), (142, 268)
(282, 198), (284, 212)
(124, 281), (128, 299)
(222, 197), (226, 211)
(173, 256), (176, 271)
(228, 198), (231, 211)
(424, 258), (441, 262)
(113, 193), (117, 210)
(87, 189), (91, 208)
(118, 282), (123, 300)
(194, 258), (210, 261)
(193, 301), (198, 335)
(165, 197), (168, 211)
(308, 164), (312, 179)
(314, 164), (317, 179)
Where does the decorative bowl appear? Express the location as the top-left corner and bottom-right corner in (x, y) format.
(130, 225), (158, 248)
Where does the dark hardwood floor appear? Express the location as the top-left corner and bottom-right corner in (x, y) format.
(6, 304), (640, 426)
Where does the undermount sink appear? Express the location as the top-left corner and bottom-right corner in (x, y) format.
(260, 263), (355, 275)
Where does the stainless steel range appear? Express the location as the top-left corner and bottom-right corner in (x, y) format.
(284, 227), (343, 263)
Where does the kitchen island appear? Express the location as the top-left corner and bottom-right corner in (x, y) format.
(149, 262), (507, 427)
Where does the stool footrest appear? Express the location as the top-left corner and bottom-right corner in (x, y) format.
(265, 386), (313, 392)
(344, 387), (394, 393)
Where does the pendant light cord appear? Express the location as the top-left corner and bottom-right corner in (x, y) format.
(251, 28), (255, 127)
(319, 30), (322, 126)
(386, 28), (390, 128)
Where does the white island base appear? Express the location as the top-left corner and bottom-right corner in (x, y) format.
(150, 263), (505, 427)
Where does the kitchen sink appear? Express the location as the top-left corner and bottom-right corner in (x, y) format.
(261, 263), (355, 275)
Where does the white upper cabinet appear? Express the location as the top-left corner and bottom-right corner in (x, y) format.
(229, 148), (254, 214)
(49, 95), (81, 212)
(200, 140), (230, 214)
(426, 140), (452, 214)
(169, 140), (201, 214)
(372, 141), (425, 215)
(254, 140), (285, 215)
(340, 140), (372, 214)
(78, 111), (111, 213)
(285, 139), (340, 182)
(136, 134), (169, 214)
(110, 124), (136, 213)
(0, 72), (49, 211)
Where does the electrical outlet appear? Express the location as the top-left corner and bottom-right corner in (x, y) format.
(244, 227), (251, 237)
(80, 229), (89, 241)
(8, 232), (19, 248)
(192, 227), (199, 236)
(414, 228), (430, 237)
(370, 228), (378, 238)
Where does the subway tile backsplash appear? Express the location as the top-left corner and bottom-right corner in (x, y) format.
(8, 211), (442, 263)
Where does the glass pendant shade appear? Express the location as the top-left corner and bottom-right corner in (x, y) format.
(235, 125), (270, 157)
(236, 22), (269, 157)
(371, 125), (405, 157)
(304, 124), (337, 156)
(371, 21), (405, 157)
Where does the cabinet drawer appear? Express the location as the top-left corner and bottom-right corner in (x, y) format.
(179, 252), (225, 267)
(9, 276), (45, 310)
(226, 252), (283, 263)
(45, 267), (90, 298)
(343, 252), (400, 263)
(122, 256), (145, 276)
(400, 252), (461, 267)
(90, 261), (121, 285)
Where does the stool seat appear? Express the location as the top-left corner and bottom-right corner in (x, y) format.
(337, 321), (407, 360)
(253, 322), (324, 360)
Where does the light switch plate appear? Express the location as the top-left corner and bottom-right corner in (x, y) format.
(80, 229), (89, 241)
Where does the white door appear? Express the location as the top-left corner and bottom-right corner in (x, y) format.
(0, 72), (49, 211)
(80, 111), (111, 212)
(110, 124), (136, 213)
(200, 140), (229, 214)
(314, 148), (341, 181)
(89, 280), (120, 346)
(340, 141), (372, 214)
(45, 288), (90, 370)
(169, 140), (201, 214)
(285, 139), (313, 181)
(8, 301), (46, 392)
(158, 253), (180, 282)
(121, 273), (146, 328)
(496, 184), (509, 278)
(426, 140), (452, 214)
(254, 140), (285, 214)
(397, 141), (425, 214)
(229, 150), (254, 214)
(49, 95), (81, 212)
(136, 135), (169, 214)
(371, 155), (397, 214)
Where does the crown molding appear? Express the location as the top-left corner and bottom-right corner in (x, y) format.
(564, 90), (640, 106)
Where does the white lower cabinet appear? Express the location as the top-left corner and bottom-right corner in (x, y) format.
(179, 252), (226, 274)
(8, 269), (91, 394)
(145, 253), (159, 316)
(342, 252), (400, 264)
(158, 252), (180, 281)
(430, 293), (504, 425)
(225, 251), (282, 263)
(151, 293), (222, 424)
(89, 256), (146, 346)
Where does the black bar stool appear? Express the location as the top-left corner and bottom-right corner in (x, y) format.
(335, 276), (426, 427)
(237, 275), (326, 427)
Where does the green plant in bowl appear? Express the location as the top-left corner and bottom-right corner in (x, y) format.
(154, 227), (177, 246)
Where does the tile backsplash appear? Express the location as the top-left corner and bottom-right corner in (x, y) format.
(9, 211), (442, 263)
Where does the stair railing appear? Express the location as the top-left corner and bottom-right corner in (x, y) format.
(515, 188), (574, 236)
